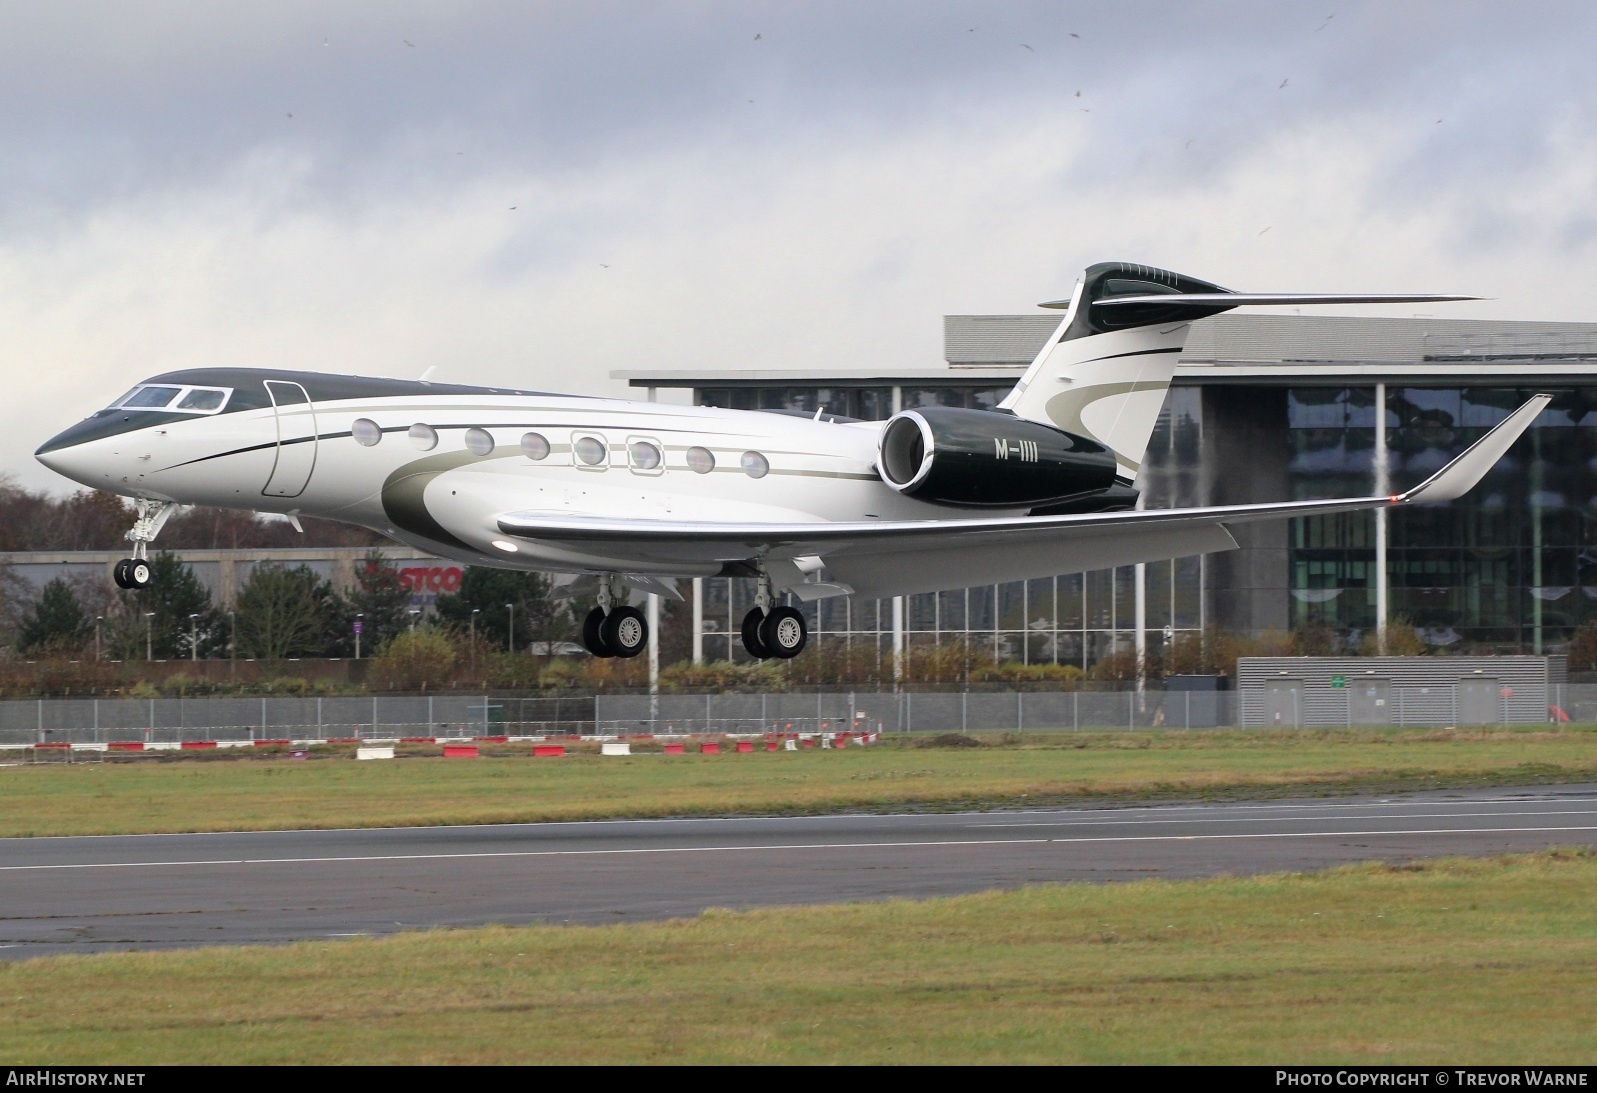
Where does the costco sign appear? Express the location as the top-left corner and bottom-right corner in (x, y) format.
(398, 565), (464, 604)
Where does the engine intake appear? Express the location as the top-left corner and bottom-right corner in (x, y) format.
(877, 407), (1117, 508)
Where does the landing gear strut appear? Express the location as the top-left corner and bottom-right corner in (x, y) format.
(740, 567), (807, 660)
(579, 574), (649, 658)
(112, 500), (173, 590)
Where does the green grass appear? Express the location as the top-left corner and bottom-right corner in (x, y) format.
(2, 727), (1596, 837)
(2, 850), (1594, 1064)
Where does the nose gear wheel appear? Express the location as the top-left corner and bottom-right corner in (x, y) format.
(113, 558), (152, 590)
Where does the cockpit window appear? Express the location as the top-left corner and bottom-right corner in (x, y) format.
(176, 388), (228, 412)
(111, 384), (232, 414)
(122, 386), (182, 408)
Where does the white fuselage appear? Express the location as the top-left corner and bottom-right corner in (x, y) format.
(38, 378), (1029, 577)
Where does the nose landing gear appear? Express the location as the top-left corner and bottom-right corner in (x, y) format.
(112, 500), (173, 590)
(579, 574), (649, 658)
(739, 568), (807, 660)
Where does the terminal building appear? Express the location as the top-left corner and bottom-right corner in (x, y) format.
(620, 309), (1597, 666)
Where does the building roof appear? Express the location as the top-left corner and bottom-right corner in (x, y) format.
(616, 312), (1597, 389)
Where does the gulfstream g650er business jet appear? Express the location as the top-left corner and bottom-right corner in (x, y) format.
(36, 262), (1549, 661)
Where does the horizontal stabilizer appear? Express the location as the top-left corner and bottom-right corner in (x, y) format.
(1089, 292), (1482, 309)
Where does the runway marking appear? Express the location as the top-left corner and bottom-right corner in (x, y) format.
(971, 808), (1597, 829)
(2, 825), (1594, 872)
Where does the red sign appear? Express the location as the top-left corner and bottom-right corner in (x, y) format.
(399, 566), (463, 593)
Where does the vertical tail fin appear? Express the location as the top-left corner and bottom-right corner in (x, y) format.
(998, 262), (1234, 483)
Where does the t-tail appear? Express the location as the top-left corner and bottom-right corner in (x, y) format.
(998, 261), (1478, 484)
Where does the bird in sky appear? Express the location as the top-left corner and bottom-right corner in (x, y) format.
(1279, 78), (1289, 89)
(1069, 32), (1080, 39)
(404, 39), (414, 47)
(1075, 90), (1081, 97)
(754, 33), (761, 40)
(599, 263), (610, 268)
(1020, 44), (1033, 51)
(1314, 13), (1335, 32)
(1259, 226), (1272, 235)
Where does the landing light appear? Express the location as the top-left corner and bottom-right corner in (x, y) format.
(491, 540), (519, 553)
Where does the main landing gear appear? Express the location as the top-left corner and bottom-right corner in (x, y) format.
(580, 574), (648, 659)
(740, 568), (807, 660)
(112, 500), (173, 590)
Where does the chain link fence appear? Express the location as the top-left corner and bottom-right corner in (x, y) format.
(0, 685), (1587, 745)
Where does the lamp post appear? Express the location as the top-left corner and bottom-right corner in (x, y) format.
(228, 610), (236, 680)
(188, 613), (199, 661)
(470, 608), (481, 673)
(144, 612), (155, 661)
(505, 603), (514, 654)
(94, 616), (103, 662)
(354, 613), (364, 660)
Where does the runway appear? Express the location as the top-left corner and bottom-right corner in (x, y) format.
(3, 783), (1595, 958)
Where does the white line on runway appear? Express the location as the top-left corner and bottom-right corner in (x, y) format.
(2, 825), (1594, 871)
(971, 808), (1597, 828)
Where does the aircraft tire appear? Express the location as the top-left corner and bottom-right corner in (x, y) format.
(740, 608), (770, 659)
(581, 607), (614, 658)
(127, 559), (152, 589)
(759, 606), (807, 659)
(113, 559), (132, 589)
(599, 606), (648, 659)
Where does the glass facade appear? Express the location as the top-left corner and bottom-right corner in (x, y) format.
(697, 386), (893, 421)
(1289, 385), (1597, 652)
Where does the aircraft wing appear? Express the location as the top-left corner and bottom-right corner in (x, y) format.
(496, 394), (1550, 600)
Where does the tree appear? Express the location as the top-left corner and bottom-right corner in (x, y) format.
(435, 567), (574, 652)
(122, 552), (223, 659)
(1569, 619), (1597, 672)
(235, 563), (339, 660)
(18, 578), (89, 655)
(340, 549), (412, 654)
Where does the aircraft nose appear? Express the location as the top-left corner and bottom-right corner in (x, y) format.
(36, 421), (111, 487)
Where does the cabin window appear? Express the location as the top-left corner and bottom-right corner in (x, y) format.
(574, 435), (607, 466)
(741, 451), (770, 479)
(629, 440), (662, 471)
(352, 418), (382, 447)
(686, 446), (715, 474)
(465, 428), (495, 456)
(409, 423), (439, 451)
(521, 432), (550, 460)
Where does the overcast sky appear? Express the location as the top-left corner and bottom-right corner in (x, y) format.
(11, 1), (1597, 493)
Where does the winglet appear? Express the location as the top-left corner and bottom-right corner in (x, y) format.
(1399, 394), (1552, 505)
